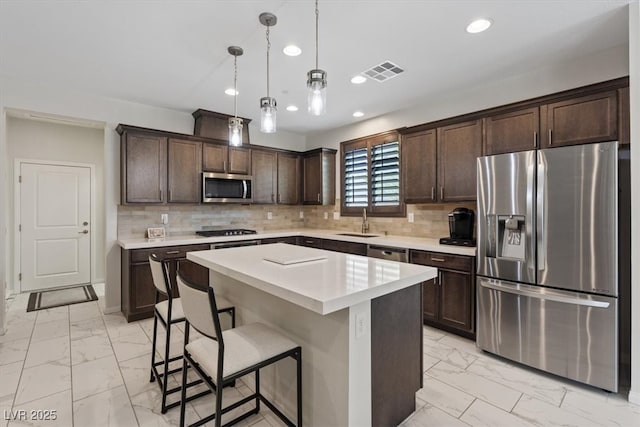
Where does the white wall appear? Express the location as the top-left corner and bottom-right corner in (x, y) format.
(0, 75), (306, 319)
(6, 116), (106, 290)
(628, 0), (640, 406)
(0, 105), (7, 333)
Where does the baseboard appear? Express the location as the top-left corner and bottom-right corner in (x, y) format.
(103, 305), (120, 315)
(628, 389), (640, 405)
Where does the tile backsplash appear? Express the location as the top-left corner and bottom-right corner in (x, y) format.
(118, 201), (477, 239)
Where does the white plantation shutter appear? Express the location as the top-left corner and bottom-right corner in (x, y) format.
(344, 147), (368, 207)
(371, 141), (400, 206)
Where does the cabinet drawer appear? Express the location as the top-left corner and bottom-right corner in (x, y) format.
(410, 250), (472, 271)
(322, 239), (367, 256)
(297, 236), (322, 248)
(130, 244), (210, 263)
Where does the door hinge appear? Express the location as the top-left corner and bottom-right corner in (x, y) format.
(18, 273), (22, 281)
(18, 175), (22, 183)
(18, 224), (21, 232)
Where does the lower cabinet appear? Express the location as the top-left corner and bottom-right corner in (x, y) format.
(121, 244), (210, 322)
(410, 250), (476, 339)
(261, 236), (298, 245)
(295, 236), (367, 255)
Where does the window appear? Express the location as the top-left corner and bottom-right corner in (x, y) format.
(340, 131), (405, 217)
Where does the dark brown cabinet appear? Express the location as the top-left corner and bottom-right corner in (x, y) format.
(121, 132), (167, 204)
(303, 148), (336, 205)
(321, 239), (367, 255)
(121, 244), (210, 322)
(277, 153), (301, 204)
(203, 143), (252, 175)
(484, 107), (540, 155)
(296, 236), (323, 248)
(437, 119), (483, 202)
(168, 138), (202, 203)
(618, 86), (630, 145)
(402, 129), (437, 203)
(251, 150), (277, 204)
(410, 250), (475, 339)
(261, 236), (298, 245)
(540, 90), (618, 148)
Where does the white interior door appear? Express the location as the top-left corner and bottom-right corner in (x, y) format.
(20, 163), (91, 291)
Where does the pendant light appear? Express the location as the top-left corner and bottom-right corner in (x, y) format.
(227, 46), (244, 146)
(259, 13), (277, 133)
(307, 0), (327, 116)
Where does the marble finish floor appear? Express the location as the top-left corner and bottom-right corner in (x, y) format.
(0, 292), (638, 426)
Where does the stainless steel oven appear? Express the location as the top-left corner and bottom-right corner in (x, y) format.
(202, 172), (252, 203)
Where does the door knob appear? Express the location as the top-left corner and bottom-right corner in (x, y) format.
(78, 230), (89, 234)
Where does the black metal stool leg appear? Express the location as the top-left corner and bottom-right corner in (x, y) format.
(297, 349), (303, 426)
(150, 314), (159, 382)
(161, 319), (172, 413)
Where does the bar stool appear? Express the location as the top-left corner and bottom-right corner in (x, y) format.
(148, 254), (236, 413)
(176, 272), (302, 427)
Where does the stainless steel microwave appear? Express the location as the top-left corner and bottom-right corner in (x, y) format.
(202, 172), (252, 203)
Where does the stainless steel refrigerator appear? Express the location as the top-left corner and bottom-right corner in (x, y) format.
(476, 141), (619, 392)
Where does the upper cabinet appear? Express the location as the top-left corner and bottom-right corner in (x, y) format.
(437, 119), (483, 202)
(303, 148), (336, 205)
(484, 107), (540, 155)
(121, 130), (167, 204)
(167, 138), (202, 203)
(402, 129), (437, 203)
(203, 143), (252, 175)
(540, 91), (618, 148)
(277, 153), (301, 205)
(618, 87), (630, 145)
(192, 109), (251, 145)
(251, 149), (277, 204)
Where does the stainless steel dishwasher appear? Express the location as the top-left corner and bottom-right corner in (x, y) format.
(366, 245), (408, 262)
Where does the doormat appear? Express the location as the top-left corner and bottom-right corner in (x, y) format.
(26, 284), (98, 312)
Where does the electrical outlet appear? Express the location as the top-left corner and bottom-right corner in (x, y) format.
(356, 312), (367, 339)
(333, 212), (340, 220)
(299, 211), (304, 219)
(267, 212), (273, 220)
(161, 214), (169, 224)
(408, 212), (414, 223)
(323, 212), (328, 219)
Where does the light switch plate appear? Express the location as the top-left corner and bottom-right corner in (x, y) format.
(161, 214), (169, 224)
(333, 212), (340, 220)
(267, 212), (273, 220)
(408, 212), (415, 223)
(299, 211), (304, 219)
(323, 212), (328, 219)
(355, 312), (367, 339)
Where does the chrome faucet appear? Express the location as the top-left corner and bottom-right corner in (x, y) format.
(362, 208), (369, 234)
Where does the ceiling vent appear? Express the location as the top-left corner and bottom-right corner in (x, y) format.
(362, 61), (405, 82)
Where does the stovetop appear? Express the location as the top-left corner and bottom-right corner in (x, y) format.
(195, 228), (257, 237)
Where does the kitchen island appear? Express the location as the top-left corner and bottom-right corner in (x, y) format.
(187, 243), (437, 427)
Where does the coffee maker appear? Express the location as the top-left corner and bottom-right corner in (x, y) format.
(439, 207), (476, 246)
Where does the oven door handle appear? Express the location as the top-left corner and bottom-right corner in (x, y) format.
(479, 280), (610, 308)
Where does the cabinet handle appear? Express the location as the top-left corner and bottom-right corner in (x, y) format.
(431, 257), (446, 262)
(159, 189), (162, 200)
(533, 131), (537, 148)
(223, 161), (227, 171)
(440, 187), (444, 200)
(166, 251), (180, 255)
(278, 194), (281, 203)
(168, 190), (171, 201)
(431, 187), (435, 201)
(317, 193), (321, 203)
(271, 194), (274, 202)
(548, 129), (552, 146)
(305, 240), (315, 244)
(438, 272), (442, 286)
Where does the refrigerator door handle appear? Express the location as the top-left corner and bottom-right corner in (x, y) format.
(537, 153), (547, 271)
(478, 280), (610, 308)
(526, 160), (535, 272)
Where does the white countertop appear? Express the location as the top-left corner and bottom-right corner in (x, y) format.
(187, 243), (438, 315)
(118, 228), (476, 256)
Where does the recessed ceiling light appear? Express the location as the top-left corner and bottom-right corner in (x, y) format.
(225, 88), (238, 96)
(353, 111), (364, 118)
(350, 75), (367, 84)
(283, 45), (302, 56)
(286, 105), (299, 112)
(466, 18), (492, 34)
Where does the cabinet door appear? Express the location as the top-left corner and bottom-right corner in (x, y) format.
(277, 153), (300, 204)
(437, 120), (482, 202)
(229, 147), (252, 174)
(252, 150), (277, 204)
(168, 138), (202, 203)
(439, 269), (473, 334)
(402, 130), (437, 203)
(123, 133), (167, 203)
(203, 143), (228, 172)
(174, 259), (209, 292)
(303, 153), (321, 204)
(321, 239), (367, 255)
(422, 278), (439, 323)
(485, 107), (539, 155)
(541, 91), (617, 148)
(618, 87), (630, 145)
(130, 263), (159, 318)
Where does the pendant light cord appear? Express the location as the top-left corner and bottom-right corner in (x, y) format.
(233, 54), (238, 118)
(315, 0), (319, 69)
(266, 25), (271, 97)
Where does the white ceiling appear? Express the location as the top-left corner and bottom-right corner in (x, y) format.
(0, 1), (631, 136)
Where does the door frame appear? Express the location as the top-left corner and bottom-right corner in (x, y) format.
(13, 159), (97, 293)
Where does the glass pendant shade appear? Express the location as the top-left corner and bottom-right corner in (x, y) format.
(228, 117), (243, 146)
(260, 97), (277, 133)
(307, 69), (327, 116)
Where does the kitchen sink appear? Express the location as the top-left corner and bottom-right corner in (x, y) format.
(336, 233), (379, 238)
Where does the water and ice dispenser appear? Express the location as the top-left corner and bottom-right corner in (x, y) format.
(484, 214), (527, 262)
